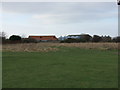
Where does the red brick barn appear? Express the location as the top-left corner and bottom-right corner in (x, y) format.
(29, 36), (58, 42)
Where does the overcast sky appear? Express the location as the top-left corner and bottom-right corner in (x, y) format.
(1, 2), (118, 38)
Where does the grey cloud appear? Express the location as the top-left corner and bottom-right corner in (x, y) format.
(2, 2), (117, 24)
(2, 2), (117, 14)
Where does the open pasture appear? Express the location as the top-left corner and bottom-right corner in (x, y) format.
(2, 43), (118, 88)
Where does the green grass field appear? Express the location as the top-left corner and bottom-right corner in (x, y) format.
(2, 47), (118, 88)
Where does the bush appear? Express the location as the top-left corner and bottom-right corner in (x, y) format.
(79, 34), (92, 42)
(22, 38), (38, 43)
(112, 36), (120, 42)
(9, 35), (21, 41)
(101, 36), (112, 42)
(60, 38), (79, 43)
(92, 35), (102, 42)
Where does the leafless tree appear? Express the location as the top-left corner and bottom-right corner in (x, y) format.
(0, 31), (7, 44)
(0, 31), (7, 39)
(20, 34), (27, 38)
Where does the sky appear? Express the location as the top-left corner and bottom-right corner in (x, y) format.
(1, 2), (118, 38)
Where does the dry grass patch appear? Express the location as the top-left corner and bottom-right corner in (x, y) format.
(2, 43), (58, 52)
(2, 42), (119, 52)
(57, 43), (118, 50)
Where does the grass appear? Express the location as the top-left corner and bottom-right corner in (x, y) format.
(2, 43), (118, 52)
(2, 46), (118, 88)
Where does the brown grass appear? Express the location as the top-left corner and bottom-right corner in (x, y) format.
(57, 43), (118, 50)
(1, 42), (119, 52)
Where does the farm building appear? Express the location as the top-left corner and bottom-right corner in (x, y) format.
(67, 35), (81, 39)
(67, 34), (92, 39)
(29, 35), (58, 42)
(65, 34), (92, 42)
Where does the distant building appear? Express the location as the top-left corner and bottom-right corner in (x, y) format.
(66, 34), (92, 42)
(29, 36), (58, 42)
(58, 36), (68, 41)
(67, 34), (92, 39)
(67, 35), (81, 39)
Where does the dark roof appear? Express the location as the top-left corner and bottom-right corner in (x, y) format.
(68, 34), (90, 36)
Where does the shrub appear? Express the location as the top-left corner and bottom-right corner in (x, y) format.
(9, 35), (21, 41)
(92, 35), (102, 42)
(112, 36), (120, 42)
(22, 38), (38, 43)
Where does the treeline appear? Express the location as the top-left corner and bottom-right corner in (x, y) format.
(60, 34), (120, 43)
(0, 32), (120, 44)
(1, 35), (38, 44)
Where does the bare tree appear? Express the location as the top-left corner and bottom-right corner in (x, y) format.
(20, 34), (27, 38)
(0, 31), (7, 44)
(0, 31), (7, 39)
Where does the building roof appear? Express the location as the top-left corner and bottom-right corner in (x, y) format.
(29, 36), (58, 41)
(68, 35), (81, 36)
(68, 34), (90, 36)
